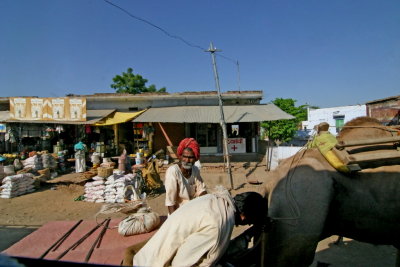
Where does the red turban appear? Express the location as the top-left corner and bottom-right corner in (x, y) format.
(177, 138), (200, 160)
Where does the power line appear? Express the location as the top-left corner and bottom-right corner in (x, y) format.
(103, 0), (241, 90)
(103, 0), (238, 63)
(103, 0), (205, 51)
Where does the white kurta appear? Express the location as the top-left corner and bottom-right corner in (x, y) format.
(164, 164), (206, 207)
(75, 150), (86, 173)
(133, 187), (236, 267)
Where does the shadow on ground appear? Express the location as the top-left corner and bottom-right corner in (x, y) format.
(311, 236), (397, 267)
(0, 226), (39, 251)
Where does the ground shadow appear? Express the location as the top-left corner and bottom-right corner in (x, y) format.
(0, 226), (38, 251)
(312, 237), (397, 267)
(234, 183), (247, 190)
(245, 161), (263, 178)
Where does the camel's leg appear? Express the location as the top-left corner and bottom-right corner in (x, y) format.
(121, 240), (148, 266)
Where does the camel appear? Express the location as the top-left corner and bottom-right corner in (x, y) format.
(263, 117), (400, 266)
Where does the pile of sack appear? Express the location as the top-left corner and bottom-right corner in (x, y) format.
(22, 154), (43, 171)
(83, 176), (106, 203)
(41, 153), (58, 169)
(104, 173), (139, 203)
(0, 173), (35, 199)
(84, 172), (141, 203)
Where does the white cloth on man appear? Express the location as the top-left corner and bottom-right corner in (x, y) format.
(133, 187), (236, 267)
(164, 164), (206, 208)
(75, 150), (86, 173)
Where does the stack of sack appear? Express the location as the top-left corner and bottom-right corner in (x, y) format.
(0, 173), (35, 199)
(83, 176), (106, 203)
(84, 173), (138, 203)
(3, 165), (15, 177)
(22, 154), (43, 171)
(0, 166), (5, 183)
(42, 153), (57, 170)
(103, 173), (136, 203)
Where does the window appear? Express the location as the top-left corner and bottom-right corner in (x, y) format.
(334, 115), (345, 133)
(190, 123), (218, 147)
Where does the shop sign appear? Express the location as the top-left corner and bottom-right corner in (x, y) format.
(227, 138), (246, 153)
(9, 97), (87, 121)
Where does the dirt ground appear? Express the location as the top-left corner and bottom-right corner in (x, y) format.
(0, 161), (397, 266)
(0, 162), (266, 226)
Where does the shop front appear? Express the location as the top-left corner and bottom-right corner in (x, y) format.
(186, 122), (259, 154)
(91, 110), (147, 157)
(2, 96), (116, 156)
(132, 104), (294, 160)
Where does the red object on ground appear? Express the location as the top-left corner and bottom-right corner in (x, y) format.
(2, 218), (166, 265)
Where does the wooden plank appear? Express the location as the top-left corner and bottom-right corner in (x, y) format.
(157, 122), (178, 159)
(347, 150), (400, 164)
(166, 146), (178, 160)
(344, 143), (396, 154)
(157, 122), (173, 147)
(336, 136), (400, 149)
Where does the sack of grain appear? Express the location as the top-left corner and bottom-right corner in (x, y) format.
(118, 207), (160, 236)
(4, 165), (15, 176)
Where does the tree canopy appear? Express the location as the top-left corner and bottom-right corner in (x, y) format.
(110, 68), (166, 94)
(261, 98), (316, 143)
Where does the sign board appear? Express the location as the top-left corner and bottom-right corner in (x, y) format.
(227, 138), (246, 153)
(9, 97), (87, 121)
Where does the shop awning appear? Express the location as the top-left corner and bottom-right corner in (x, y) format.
(94, 110), (146, 126)
(85, 109), (116, 125)
(5, 109), (115, 125)
(132, 104), (294, 123)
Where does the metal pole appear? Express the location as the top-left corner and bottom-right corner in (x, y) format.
(236, 60), (241, 92)
(206, 42), (234, 190)
(39, 219), (83, 259)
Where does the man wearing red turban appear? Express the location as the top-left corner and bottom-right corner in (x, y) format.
(165, 138), (207, 214)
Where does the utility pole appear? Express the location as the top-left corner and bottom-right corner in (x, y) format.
(236, 60), (241, 92)
(206, 42), (234, 190)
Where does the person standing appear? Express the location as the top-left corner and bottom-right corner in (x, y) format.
(164, 138), (207, 214)
(74, 141), (87, 173)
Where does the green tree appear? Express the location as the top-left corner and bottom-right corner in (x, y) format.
(261, 98), (315, 143)
(111, 68), (166, 94)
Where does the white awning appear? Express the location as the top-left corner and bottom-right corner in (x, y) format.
(132, 104), (294, 123)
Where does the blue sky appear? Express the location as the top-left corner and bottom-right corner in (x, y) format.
(1, 0), (399, 108)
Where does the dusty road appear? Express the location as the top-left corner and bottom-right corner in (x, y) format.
(0, 162), (397, 266)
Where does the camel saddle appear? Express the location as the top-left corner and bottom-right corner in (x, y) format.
(332, 136), (400, 171)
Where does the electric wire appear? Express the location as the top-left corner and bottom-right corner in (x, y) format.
(104, 0), (205, 51)
(103, 0), (239, 65)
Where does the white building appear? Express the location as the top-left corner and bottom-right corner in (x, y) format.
(302, 105), (367, 136)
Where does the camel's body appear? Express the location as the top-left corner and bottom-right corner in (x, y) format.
(263, 118), (400, 266)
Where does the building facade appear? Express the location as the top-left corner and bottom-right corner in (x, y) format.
(0, 91), (293, 161)
(302, 104), (367, 135)
(366, 95), (400, 126)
